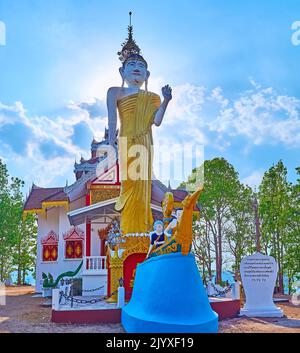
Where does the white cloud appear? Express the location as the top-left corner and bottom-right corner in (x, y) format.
(157, 81), (300, 149)
(0, 99), (108, 187)
(214, 87), (300, 146)
(1, 79), (300, 189)
(241, 170), (264, 189)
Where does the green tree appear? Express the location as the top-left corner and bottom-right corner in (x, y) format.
(183, 158), (242, 283)
(226, 185), (255, 278)
(12, 214), (37, 285)
(0, 159), (14, 282)
(283, 167), (300, 293)
(9, 177), (37, 285)
(0, 159), (37, 284)
(259, 160), (291, 293)
(192, 219), (214, 284)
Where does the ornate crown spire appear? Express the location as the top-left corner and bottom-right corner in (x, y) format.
(118, 12), (142, 63)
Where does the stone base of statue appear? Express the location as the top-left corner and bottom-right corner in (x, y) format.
(121, 252), (218, 333)
(240, 306), (283, 318)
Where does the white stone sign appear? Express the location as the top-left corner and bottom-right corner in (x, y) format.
(240, 252), (283, 317)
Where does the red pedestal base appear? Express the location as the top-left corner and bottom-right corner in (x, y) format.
(51, 298), (240, 325)
(51, 308), (121, 324)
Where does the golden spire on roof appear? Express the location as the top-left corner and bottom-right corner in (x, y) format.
(118, 11), (142, 63)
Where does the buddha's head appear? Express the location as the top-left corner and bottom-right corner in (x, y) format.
(119, 54), (150, 89)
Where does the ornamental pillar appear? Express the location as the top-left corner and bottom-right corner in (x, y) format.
(85, 192), (91, 257)
(107, 250), (123, 303)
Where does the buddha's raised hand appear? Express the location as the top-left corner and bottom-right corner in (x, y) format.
(162, 85), (172, 101)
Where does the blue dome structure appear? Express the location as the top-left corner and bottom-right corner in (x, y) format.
(122, 252), (218, 333)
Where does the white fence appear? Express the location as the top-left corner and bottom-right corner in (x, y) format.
(84, 256), (107, 273)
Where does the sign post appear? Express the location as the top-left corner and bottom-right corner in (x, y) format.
(240, 252), (283, 317)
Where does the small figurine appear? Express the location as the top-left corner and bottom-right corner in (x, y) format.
(149, 186), (204, 258)
(164, 209), (183, 239)
(146, 220), (165, 258)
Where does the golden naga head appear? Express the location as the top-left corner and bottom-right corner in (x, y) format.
(182, 185), (204, 209)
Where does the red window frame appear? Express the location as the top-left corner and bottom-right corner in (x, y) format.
(65, 240), (83, 259)
(63, 227), (85, 259)
(42, 231), (59, 262)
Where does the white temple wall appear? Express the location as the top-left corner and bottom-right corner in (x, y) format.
(91, 225), (101, 256)
(35, 206), (86, 292)
(36, 207), (59, 292)
(58, 207), (84, 274)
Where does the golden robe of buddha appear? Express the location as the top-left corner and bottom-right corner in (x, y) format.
(115, 91), (161, 234)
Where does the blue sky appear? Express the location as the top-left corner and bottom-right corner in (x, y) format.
(0, 0), (300, 192)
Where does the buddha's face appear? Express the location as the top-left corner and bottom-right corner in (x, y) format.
(120, 59), (150, 88)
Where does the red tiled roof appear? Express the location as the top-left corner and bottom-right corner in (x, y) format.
(172, 189), (200, 211)
(171, 189), (188, 202)
(43, 190), (69, 203)
(24, 185), (68, 210)
(151, 179), (167, 206)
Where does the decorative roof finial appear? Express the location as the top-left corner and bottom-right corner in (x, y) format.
(118, 11), (142, 63)
(80, 155), (86, 163)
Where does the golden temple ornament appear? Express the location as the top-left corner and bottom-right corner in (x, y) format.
(118, 11), (142, 63)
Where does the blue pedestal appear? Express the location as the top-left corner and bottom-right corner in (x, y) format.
(121, 252), (218, 333)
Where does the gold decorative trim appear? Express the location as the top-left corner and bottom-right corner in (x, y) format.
(121, 235), (150, 260)
(42, 200), (69, 212)
(90, 184), (121, 190)
(23, 208), (46, 218)
(107, 254), (123, 303)
(91, 189), (120, 204)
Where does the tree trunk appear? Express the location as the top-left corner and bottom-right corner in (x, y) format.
(202, 262), (206, 285)
(17, 240), (22, 285)
(17, 266), (21, 286)
(208, 260), (212, 279)
(276, 231), (284, 294)
(214, 239), (220, 283)
(278, 271), (284, 294)
(0, 257), (3, 282)
(210, 219), (220, 283)
(288, 276), (292, 295)
(216, 215), (222, 284)
(205, 222), (212, 278)
(235, 258), (239, 280)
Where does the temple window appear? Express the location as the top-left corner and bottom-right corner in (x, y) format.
(42, 231), (59, 262)
(63, 226), (85, 259)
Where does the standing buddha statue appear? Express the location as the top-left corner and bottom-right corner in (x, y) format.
(107, 14), (172, 235)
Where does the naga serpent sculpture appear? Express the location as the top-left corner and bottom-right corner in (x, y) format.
(148, 185), (203, 258)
